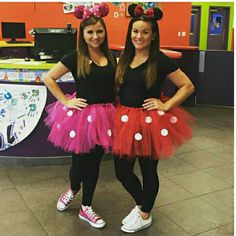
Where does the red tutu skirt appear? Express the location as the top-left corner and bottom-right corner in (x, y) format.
(44, 93), (115, 154)
(112, 102), (195, 160)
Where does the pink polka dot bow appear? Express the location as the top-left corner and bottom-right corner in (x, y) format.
(75, 3), (109, 20)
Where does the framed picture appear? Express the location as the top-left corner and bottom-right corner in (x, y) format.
(126, 2), (162, 16)
(209, 13), (223, 35)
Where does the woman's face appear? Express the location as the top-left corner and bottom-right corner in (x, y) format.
(131, 20), (156, 51)
(83, 21), (106, 49)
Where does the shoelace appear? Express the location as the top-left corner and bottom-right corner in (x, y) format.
(85, 207), (100, 220)
(61, 190), (73, 204)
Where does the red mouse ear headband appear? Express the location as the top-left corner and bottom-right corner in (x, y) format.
(75, 3), (109, 21)
(128, 3), (163, 21)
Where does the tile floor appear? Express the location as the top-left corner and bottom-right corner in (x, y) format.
(0, 105), (234, 236)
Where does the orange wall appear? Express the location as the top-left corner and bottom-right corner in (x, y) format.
(0, 2), (191, 46)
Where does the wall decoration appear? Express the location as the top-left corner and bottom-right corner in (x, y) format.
(61, 2), (95, 15)
(113, 11), (120, 19)
(111, 2), (122, 6)
(119, 2), (126, 12)
(63, 3), (75, 14)
(0, 84), (47, 151)
(210, 13), (223, 35)
(0, 69), (74, 83)
(111, 2), (125, 19)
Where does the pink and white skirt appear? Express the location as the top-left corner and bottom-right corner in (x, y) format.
(44, 94), (115, 154)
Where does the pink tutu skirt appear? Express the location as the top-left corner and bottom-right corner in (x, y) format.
(112, 99), (195, 160)
(44, 94), (115, 154)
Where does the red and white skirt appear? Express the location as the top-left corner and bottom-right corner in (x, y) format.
(44, 93), (115, 154)
(112, 102), (194, 160)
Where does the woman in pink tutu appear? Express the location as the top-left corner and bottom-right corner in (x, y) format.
(44, 3), (116, 229)
(113, 4), (195, 233)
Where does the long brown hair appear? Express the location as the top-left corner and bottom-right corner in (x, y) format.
(115, 15), (160, 89)
(77, 16), (116, 78)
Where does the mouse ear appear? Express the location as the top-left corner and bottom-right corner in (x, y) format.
(74, 5), (85, 19)
(99, 3), (109, 17)
(153, 7), (163, 21)
(128, 4), (138, 17)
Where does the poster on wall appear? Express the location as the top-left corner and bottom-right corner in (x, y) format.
(0, 84), (47, 151)
(210, 13), (223, 35)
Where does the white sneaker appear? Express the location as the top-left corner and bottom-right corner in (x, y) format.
(121, 213), (152, 233)
(57, 188), (76, 211)
(122, 206), (140, 225)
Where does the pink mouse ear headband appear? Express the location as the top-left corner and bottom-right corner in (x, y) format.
(128, 3), (163, 21)
(75, 3), (109, 21)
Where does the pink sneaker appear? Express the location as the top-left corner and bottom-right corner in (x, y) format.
(79, 206), (105, 228)
(57, 188), (76, 211)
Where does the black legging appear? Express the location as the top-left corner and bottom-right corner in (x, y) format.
(114, 157), (159, 213)
(70, 145), (104, 206)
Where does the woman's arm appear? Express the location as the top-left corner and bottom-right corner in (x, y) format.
(44, 62), (87, 110)
(143, 69), (195, 111)
(162, 68), (195, 110)
(44, 62), (70, 105)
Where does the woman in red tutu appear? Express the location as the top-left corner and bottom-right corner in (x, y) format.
(113, 4), (195, 233)
(44, 3), (116, 229)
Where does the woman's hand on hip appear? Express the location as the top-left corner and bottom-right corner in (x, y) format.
(142, 98), (169, 111)
(64, 98), (87, 111)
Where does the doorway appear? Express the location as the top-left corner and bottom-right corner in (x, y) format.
(207, 7), (229, 50)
